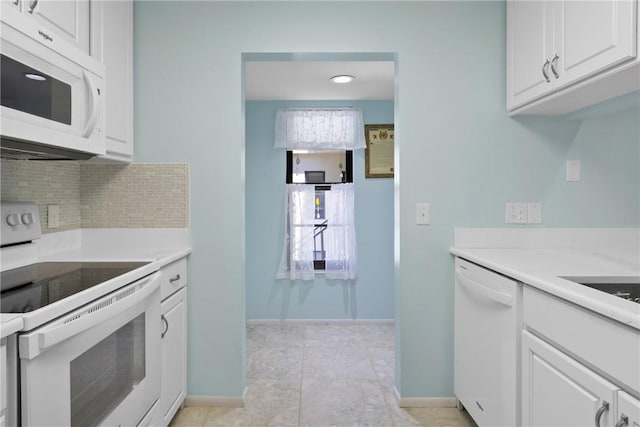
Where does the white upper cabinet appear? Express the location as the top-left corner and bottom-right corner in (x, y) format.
(90, 0), (134, 163)
(507, 1), (555, 109)
(23, 0), (90, 53)
(507, 0), (639, 115)
(553, 0), (637, 87)
(3, 0), (90, 53)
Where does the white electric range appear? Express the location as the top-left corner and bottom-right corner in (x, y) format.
(0, 202), (189, 427)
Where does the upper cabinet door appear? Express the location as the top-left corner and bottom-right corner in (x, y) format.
(27, 0), (90, 53)
(553, 0), (638, 88)
(507, 1), (555, 110)
(507, 0), (639, 114)
(90, 0), (134, 163)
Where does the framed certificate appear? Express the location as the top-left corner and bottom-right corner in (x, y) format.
(365, 124), (394, 178)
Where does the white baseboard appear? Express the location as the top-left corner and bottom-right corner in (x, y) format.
(398, 396), (458, 408)
(246, 318), (394, 325)
(184, 388), (246, 408)
(391, 385), (458, 408)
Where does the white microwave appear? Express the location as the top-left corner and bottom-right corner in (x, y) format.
(0, 6), (105, 160)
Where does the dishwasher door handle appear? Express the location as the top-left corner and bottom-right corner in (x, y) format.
(456, 270), (514, 307)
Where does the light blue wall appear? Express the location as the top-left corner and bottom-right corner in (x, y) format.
(133, 1), (640, 399)
(245, 100), (394, 320)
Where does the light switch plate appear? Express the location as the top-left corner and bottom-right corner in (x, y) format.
(527, 203), (542, 224)
(566, 160), (581, 181)
(416, 203), (430, 225)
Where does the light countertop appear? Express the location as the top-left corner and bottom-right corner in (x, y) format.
(450, 247), (640, 330)
(1, 314), (23, 339)
(1, 228), (191, 335)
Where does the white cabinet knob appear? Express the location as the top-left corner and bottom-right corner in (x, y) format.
(21, 213), (34, 225)
(6, 213), (20, 226)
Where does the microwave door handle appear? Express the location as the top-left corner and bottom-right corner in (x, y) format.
(81, 69), (100, 137)
(31, 273), (161, 358)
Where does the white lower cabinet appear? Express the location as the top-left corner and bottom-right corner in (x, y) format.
(523, 330), (622, 427)
(158, 286), (187, 426)
(0, 338), (6, 427)
(0, 335), (17, 427)
(617, 391), (640, 427)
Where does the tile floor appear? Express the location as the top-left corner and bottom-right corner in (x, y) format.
(169, 322), (477, 427)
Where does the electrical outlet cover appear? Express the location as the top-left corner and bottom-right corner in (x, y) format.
(48, 204), (60, 228)
(505, 202), (528, 224)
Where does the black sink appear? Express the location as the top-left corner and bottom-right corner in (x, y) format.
(561, 276), (640, 303)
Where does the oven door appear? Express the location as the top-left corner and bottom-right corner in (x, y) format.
(18, 272), (161, 427)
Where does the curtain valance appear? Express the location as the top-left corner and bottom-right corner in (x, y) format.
(274, 108), (365, 150)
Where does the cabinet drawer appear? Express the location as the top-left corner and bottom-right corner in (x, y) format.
(523, 286), (640, 392)
(161, 258), (187, 300)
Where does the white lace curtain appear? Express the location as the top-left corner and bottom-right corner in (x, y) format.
(274, 108), (365, 150)
(277, 183), (358, 281)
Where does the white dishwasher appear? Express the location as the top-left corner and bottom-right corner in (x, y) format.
(454, 257), (522, 427)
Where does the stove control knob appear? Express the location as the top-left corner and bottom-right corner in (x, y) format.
(6, 213), (20, 226)
(21, 212), (34, 225)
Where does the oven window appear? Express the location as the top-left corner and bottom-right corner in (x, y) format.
(0, 54), (72, 125)
(70, 314), (146, 427)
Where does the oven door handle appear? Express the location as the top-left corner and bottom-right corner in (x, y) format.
(27, 272), (161, 358)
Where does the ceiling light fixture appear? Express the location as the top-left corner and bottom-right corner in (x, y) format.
(330, 75), (355, 84)
(24, 73), (47, 81)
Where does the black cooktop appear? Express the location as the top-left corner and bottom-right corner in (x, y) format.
(1, 262), (150, 313)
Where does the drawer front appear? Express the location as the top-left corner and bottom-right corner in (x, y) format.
(161, 258), (187, 300)
(523, 286), (640, 393)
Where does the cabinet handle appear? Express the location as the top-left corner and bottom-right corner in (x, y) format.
(615, 414), (629, 427)
(27, 0), (38, 13)
(542, 58), (551, 83)
(170, 274), (181, 283)
(595, 400), (609, 427)
(161, 314), (169, 338)
(550, 53), (560, 79)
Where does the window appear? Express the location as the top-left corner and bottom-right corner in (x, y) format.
(275, 108), (362, 281)
(286, 150), (353, 184)
(277, 151), (357, 278)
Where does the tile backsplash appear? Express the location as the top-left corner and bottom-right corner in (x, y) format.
(80, 163), (189, 229)
(1, 160), (189, 233)
(1, 160), (81, 232)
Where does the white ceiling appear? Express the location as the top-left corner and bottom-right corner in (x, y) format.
(245, 61), (395, 101)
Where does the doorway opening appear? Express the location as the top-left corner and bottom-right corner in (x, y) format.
(242, 55), (398, 420)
